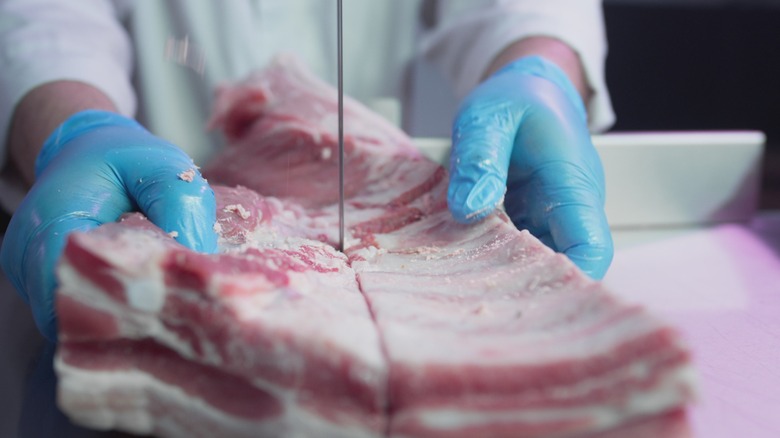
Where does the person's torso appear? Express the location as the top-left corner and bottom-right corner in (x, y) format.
(118, 0), (425, 165)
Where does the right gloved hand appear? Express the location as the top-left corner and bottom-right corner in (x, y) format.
(0, 110), (217, 341)
(447, 56), (613, 279)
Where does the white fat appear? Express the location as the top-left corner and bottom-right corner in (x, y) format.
(370, 282), (671, 366)
(117, 270), (166, 313)
(213, 273), (386, 372)
(223, 204), (251, 219)
(344, 236), (362, 250)
(626, 364), (698, 411)
(58, 262), (164, 314)
(239, 231), (340, 256)
(58, 264), (197, 359)
(177, 168), (196, 182)
(55, 357), (379, 438)
(351, 246), (384, 265)
(415, 365), (697, 433)
(409, 246), (440, 255)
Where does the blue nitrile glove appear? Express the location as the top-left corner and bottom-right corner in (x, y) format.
(0, 110), (217, 341)
(448, 56), (613, 279)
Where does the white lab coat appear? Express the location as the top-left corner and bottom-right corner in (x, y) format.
(0, 0), (613, 194)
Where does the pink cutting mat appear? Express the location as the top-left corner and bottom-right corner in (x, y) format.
(604, 213), (780, 438)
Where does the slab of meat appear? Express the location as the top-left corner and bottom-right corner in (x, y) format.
(351, 209), (693, 437)
(55, 195), (388, 438)
(55, 55), (696, 438)
(205, 53), (420, 210)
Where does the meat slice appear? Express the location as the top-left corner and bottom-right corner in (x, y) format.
(54, 55), (696, 438)
(205, 55), (697, 437)
(56, 207), (388, 437)
(350, 207), (694, 437)
(205, 54), (420, 209)
(204, 54), (447, 248)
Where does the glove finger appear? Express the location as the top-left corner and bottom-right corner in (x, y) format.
(23, 216), (100, 342)
(505, 162), (612, 279)
(547, 201), (613, 280)
(447, 92), (518, 223)
(119, 151), (218, 254)
(507, 200), (611, 280)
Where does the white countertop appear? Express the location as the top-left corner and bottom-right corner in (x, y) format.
(605, 211), (780, 438)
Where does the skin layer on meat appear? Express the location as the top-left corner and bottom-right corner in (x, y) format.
(55, 55), (696, 438)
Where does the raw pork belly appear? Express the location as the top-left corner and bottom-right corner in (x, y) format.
(55, 55), (696, 438)
(351, 208), (693, 437)
(56, 197), (387, 438)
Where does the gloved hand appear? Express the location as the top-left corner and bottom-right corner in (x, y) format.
(1, 110), (217, 341)
(448, 56), (613, 279)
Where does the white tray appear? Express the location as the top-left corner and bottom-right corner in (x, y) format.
(413, 131), (766, 228)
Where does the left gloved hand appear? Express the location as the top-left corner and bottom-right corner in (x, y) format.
(448, 55), (613, 279)
(0, 110), (217, 341)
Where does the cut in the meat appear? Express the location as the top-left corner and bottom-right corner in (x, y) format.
(55, 55), (696, 438)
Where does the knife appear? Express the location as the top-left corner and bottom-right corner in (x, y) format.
(337, 0), (345, 252)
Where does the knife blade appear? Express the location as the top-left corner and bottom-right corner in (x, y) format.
(337, 0), (345, 252)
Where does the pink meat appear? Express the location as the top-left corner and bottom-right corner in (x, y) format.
(205, 55), (420, 209)
(56, 211), (387, 438)
(350, 208), (693, 437)
(55, 55), (696, 438)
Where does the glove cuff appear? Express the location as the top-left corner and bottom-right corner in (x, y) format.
(493, 55), (588, 123)
(36, 110), (146, 178)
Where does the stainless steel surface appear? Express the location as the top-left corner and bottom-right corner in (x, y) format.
(337, 0), (345, 252)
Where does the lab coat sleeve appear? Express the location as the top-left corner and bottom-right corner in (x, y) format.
(421, 0), (615, 132)
(0, 0), (135, 212)
(0, 0), (136, 168)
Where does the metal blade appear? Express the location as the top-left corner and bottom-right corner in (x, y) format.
(337, 0), (345, 252)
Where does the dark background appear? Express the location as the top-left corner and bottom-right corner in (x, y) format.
(603, 0), (780, 209)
